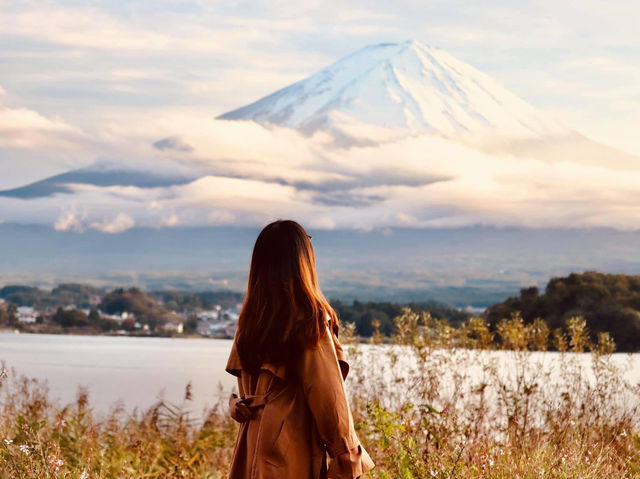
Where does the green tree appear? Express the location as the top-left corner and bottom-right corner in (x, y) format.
(52, 308), (90, 328)
(184, 315), (199, 334)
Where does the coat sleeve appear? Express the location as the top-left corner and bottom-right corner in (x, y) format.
(300, 327), (375, 479)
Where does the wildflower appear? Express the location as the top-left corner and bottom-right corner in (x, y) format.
(4, 439), (13, 445)
(620, 430), (627, 437)
(19, 444), (30, 455)
(80, 472), (89, 479)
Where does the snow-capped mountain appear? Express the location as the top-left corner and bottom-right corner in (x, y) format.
(218, 40), (568, 141)
(219, 40), (639, 169)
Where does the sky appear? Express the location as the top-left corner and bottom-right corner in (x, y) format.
(0, 0), (639, 232)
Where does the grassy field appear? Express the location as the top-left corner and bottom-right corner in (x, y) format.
(1, 311), (639, 478)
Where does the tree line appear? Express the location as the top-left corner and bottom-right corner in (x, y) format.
(486, 271), (640, 351)
(2, 272), (640, 350)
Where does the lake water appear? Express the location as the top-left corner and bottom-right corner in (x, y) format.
(2, 332), (639, 421)
(0, 332), (237, 418)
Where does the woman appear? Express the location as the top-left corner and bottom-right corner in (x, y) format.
(225, 220), (374, 479)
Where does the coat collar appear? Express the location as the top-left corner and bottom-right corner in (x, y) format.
(225, 339), (288, 379)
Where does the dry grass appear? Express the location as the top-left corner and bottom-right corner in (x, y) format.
(345, 311), (640, 479)
(1, 311), (639, 478)
(0, 373), (236, 478)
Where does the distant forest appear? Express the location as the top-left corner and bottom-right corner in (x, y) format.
(0, 284), (243, 312)
(0, 283), (470, 336)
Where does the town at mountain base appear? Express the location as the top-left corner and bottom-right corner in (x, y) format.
(2, 271), (639, 351)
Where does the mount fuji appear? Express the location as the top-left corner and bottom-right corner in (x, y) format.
(2, 41), (640, 298)
(219, 40), (637, 168)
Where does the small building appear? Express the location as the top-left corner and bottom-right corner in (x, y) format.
(163, 322), (184, 334)
(201, 318), (237, 338)
(225, 321), (238, 337)
(197, 306), (222, 322)
(17, 306), (38, 324)
(98, 311), (134, 322)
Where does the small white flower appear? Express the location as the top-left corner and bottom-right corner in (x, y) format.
(4, 439), (13, 445)
(80, 471), (90, 479)
(19, 444), (30, 455)
(56, 459), (64, 466)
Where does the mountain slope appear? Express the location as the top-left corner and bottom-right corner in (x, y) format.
(219, 40), (568, 140)
(0, 163), (198, 199)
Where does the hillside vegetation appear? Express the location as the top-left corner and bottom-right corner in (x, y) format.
(487, 271), (640, 351)
(331, 299), (470, 336)
(0, 284), (102, 309)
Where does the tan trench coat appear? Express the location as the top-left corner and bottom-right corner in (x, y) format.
(225, 323), (374, 479)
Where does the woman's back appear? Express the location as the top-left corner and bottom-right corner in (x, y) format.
(226, 320), (373, 479)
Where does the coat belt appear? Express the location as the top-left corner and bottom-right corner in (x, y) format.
(238, 393), (269, 409)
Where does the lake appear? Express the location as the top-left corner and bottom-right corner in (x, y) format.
(2, 332), (639, 421)
(0, 332), (237, 418)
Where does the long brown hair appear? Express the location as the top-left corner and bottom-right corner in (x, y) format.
(236, 220), (338, 376)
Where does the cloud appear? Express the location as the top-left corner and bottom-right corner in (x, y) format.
(1, 1), (640, 231)
(2, 114), (637, 233)
(153, 137), (193, 152)
(0, 85), (84, 149)
(53, 209), (135, 233)
(54, 209), (85, 232)
(89, 213), (135, 233)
